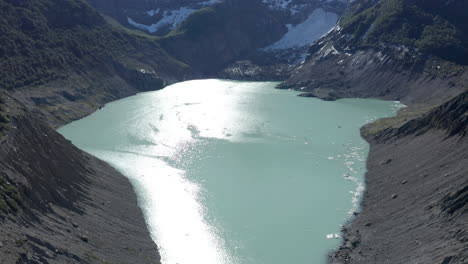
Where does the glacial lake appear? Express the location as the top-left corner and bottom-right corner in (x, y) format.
(59, 79), (401, 264)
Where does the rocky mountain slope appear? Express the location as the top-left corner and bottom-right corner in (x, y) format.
(281, 0), (468, 105)
(0, 93), (161, 263)
(331, 91), (467, 264)
(0, 0), (191, 127)
(0, 1), (189, 263)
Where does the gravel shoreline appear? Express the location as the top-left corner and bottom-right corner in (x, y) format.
(330, 92), (468, 263)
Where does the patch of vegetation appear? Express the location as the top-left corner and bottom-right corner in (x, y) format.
(423, 58), (466, 79)
(340, 0), (468, 64)
(0, 175), (21, 216)
(363, 105), (434, 137)
(0, 97), (9, 137)
(0, 0), (187, 92)
(14, 239), (26, 247)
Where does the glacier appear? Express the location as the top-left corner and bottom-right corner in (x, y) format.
(263, 8), (338, 51)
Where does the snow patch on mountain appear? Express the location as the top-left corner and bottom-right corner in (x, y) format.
(128, 0), (221, 34)
(128, 7), (195, 33)
(262, 0), (349, 13)
(263, 8), (338, 50)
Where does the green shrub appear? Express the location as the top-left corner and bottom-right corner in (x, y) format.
(0, 176), (20, 215)
(340, 0), (468, 64)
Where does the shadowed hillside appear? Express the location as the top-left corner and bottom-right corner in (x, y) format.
(0, 0), (190, 126)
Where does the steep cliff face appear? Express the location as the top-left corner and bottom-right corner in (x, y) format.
(281, 0), (468, 105)
(331, 91), (468, 264)
(0, 93), (160, 263)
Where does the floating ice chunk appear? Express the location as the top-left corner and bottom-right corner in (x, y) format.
(326, 233), (341, 239)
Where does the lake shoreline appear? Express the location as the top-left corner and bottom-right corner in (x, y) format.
(3, 76), (464, 263)
(54, 78), (467, 264)
(59, 80), (403, 263)
(0, 93), (161, 263)
(330, 92), (468, 263)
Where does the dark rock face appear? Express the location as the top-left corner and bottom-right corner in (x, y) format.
(0, 94), (160, 263)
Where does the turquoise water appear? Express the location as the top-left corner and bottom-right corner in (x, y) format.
(59, 80), (401, 264)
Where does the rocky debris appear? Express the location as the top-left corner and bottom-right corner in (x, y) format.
(298, 92), (317, 98)
(218, 60), (293, 82)
(77, 235), (89, 243)
(380, 159), (393, 165)
(441, 185), (468, 216)
(296, 88), (337, 101)
(0, 95), (160, 263)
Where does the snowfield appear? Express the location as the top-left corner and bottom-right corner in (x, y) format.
(263, 8), (338, 50)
